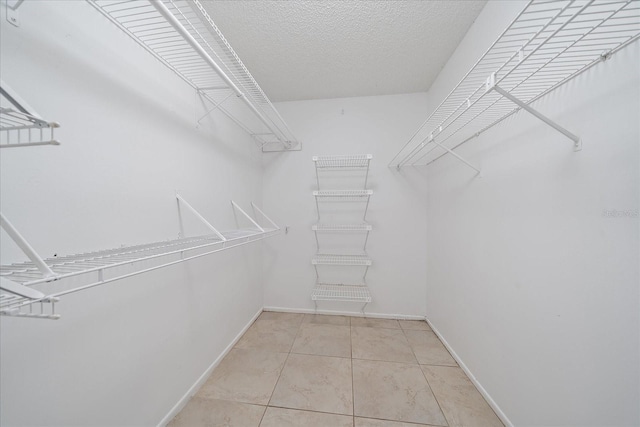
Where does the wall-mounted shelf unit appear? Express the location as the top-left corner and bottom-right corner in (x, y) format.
(312, 223), (372, 250)
(0, 108), (60, 148)
(311, 283), (371, 304)
(87, 0), (298, 152)
(312, 253), (372, 267)
(312, 223), (372, 232)
(313, 190), (373, 198)
(311, 154), (374, 311)
(389, 0), (640, 171)
(1, 82), (61, 148)
(0, 196), (280, 320)
(313, 154), (372, 169)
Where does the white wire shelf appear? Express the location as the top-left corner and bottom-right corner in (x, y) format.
(311, 282), (372, 303)
(312, 253), (372, 266)
(0, 107), (60, 148)
(312, 223), (372, 232)
(389, 0), (640, 169)
(313, 190), (373, 198)
(313, 154), (373, 169)
(0, 198), (279, 319)
(87, 0), (298, 151)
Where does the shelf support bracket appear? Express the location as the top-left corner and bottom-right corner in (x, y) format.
(250, 202), (280, 231)
(5, 0), (24, 27)
(231, 201), (264, 232)
(197, 91), (234, 124)
(176, 194), (227, 241)
(0, 277), (45, 300)
(431, 138), (482, 175)
(0, 212), (57, 279)
(487, 73), (581, 151)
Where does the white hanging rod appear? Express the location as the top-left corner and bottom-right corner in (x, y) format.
(0, 197), (280, 319)
(389, 0), (640, 170)
(87, 0), (299, 151)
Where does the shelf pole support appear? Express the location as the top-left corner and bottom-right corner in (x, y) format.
(487, 73), (581, 151)
(430, 138), (481, 174)
(250, 202), (280, 230)
(176, 194), (227, 241)
(231, 201), (264, 232)
(0, 212), (56, 279)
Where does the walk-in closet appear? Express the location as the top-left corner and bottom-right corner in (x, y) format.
(1, 1), (638, 426)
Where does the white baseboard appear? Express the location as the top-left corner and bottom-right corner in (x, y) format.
(157, 308), (263, 427)
(425, 318), (514, 427)
(263, 305), (425, 320)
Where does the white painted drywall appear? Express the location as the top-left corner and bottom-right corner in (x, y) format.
(422, 1), (640, 425)
(0, 2), (265, 425)
(262, 93), (430, 317)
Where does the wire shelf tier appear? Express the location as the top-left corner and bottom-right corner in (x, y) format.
(311, 283), (372, 303)
(389, 0), (640, 168)
(312, 253), (372, 266)
(313, 154), (373, 169)
(87, 0), (298, 151)
(312, 223), (372, 232)
(313, 190), (373, 198)
(0, 107), (60, 148)
(0, 227), (279, 319)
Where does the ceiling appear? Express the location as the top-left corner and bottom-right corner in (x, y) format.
(202, 1), (487, 102)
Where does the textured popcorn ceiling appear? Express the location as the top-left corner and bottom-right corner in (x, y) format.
(201, 1), (487, 102)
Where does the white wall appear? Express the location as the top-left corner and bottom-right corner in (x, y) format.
(1, 2), (265, 425)
(262, 93), (430, 317)
(423, 1), (640, 426)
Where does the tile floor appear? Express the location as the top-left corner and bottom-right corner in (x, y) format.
(168, 312), (504, 427)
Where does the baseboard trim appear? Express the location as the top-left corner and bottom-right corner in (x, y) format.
(157, 308), (263, 427)
(425, 317), (514, 427)
(263, 305), (425, 320)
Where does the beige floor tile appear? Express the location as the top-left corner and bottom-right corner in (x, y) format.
(168, 397), (265, 427)
(404, 330), (457, 366)
(351, 317), (401, 329)
(235, 319), (299, 352)
(270, 354), (353, 415)
(197, 348), (287, 405)
(422, 365), (504, 427)
(399, 320), (432, 331)
(355, 417), (436, 427)
(303, 313), (351, 326)
(352, 326), (417, 363)
(260, 407), (353, 427)
(291, 323), (351, 358)
(353, 359), (447, 426)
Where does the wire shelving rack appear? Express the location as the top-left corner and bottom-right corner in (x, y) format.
(311, 155), (374, 310)
(311, 283), (371, 304)
(0, 108), (60, 148)
(0, 197), (280, 319)
(389, 0), (640, 171)
(87, 0), (299, 152)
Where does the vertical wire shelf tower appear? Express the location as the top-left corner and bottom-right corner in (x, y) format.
(311, 155), (373, 311)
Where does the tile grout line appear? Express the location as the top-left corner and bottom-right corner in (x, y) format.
(349, 316), (355, 424)
(262, 315), (303, 424)
(400, 324), (451, 427)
